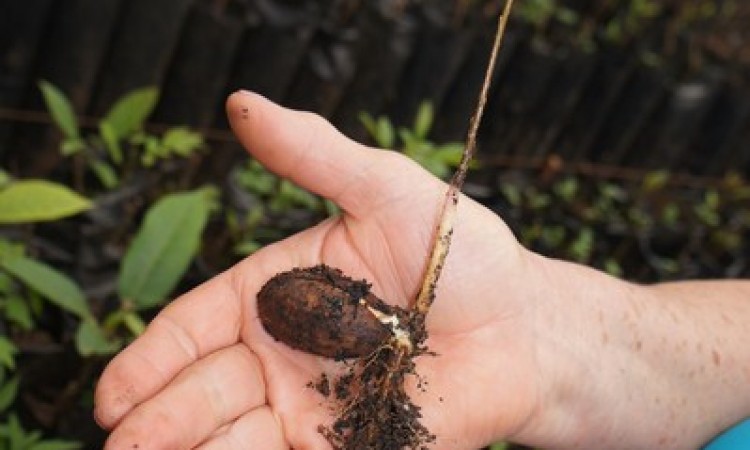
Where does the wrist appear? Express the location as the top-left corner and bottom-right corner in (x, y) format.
(510, 253), (658, 448)
(514, 256), (750, 449)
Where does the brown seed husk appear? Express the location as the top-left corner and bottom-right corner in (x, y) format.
(257, 265), (392, 359)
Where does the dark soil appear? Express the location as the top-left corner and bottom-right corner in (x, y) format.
(318, 344), (435, 450)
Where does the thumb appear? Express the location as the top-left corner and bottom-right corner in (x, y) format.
(226, 90), (395, 217)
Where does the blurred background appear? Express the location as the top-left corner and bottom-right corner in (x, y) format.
(0, 0), (749, 448)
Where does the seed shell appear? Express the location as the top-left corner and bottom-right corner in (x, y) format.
(257, 265), (392, 359)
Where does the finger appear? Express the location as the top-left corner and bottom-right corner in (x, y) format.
(196, 406), (287, 450)
(95, 270), (246, 428)
(226, 90), (417, 217)
(103, 345), (266, 450)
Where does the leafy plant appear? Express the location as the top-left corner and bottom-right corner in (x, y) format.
(0, 78), (228, 448)
(498, 170), (750, 281)
(0, 177), (89, 448)
(514, 0), (579, 28)
(0, 364), (77, 449)
(360, 101), (466, 179)
(0, 178), (97, 349)
(228, 160), (334, 256)
(0, 414), (80, 450)
(603, 0), (662, 44)
(39, 81), (204, 189)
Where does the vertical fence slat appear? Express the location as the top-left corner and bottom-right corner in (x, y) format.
(8, 0), (122, 177)
(560, 46), (634, 163)
(697, 86), (750, 176)
(283, 31), (356, 118)
(153, 4), (244, 129)
(590, 65), (668, 165)
(0, 0), (55, 163)
(386, 8), (474, 129)
(485, 40), (559, 157)
(536, 49), (597, 158)
(433, 27), (522, 148)
(329, 6), (416, 141)
(221, 1), (318, 107)
(89, 0), (194, 115)
(646, 77), (719, 171)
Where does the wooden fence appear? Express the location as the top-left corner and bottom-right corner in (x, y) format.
(1, 0), (749, 180)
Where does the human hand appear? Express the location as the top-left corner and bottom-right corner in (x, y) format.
(94, 91), (547, 449)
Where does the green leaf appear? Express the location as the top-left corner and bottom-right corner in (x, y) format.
(0, 376), (19, 412)
(541, 225), (566, 248)
(236, 161), (276, 196)
(0, 255), (91, 319)
(4, 295), (33, 330)
(527, 188), (551, 210)
(140, 134), (169, 167)
(501, 183), (522, 207)
(161, 127), (204, 156)
(553, 177), (579, 202)
(278, 180), (319, 210)
(28, 440), (82, 450)
(375, 116), (395, 149)
(102, 87), (159, 139)
(568, 227), (594, 263)
(0, 180), (91, 224)
(694, 203), (720, 227)
(604, 259), (623, 277)
(661, 202), (680, 227)
(123, 311), (146, 337)
(0, 337), (17, 370)
(413, 101), (434, 139)
(0, 240), (24, 260)
(642, 170), (670, 192)
(358, 112), (378, 139)
(28, 441), (82, 450)
(5, 414), (26, 449)
(0, 272), (13, 294)
(489, 442), (509, 450)
(99, 122), (123, 164)
(324, 199), (340, 217)
(38, 80), (79, 139)
(233, 240), (262, 256)
(60, 137), (86, 156)
(118, 188), (216, 309)
(89, 160), (119, 189)
(555, 7), (580, 25)
(705, 189), (720, 209)
(75, 320), (121, 356)
(433, 143), (465, 166)
(0, 171), (9, 190)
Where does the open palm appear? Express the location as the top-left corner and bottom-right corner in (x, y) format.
(95, 91), (543, 449)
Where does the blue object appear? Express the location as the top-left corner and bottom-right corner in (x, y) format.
(703, 418), (750, 450)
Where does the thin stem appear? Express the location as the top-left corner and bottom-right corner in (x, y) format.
(413, 0), (515, 316)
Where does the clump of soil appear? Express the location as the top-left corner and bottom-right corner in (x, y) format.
(258, 265), (435, 449)
(318, 344), (435, 450)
